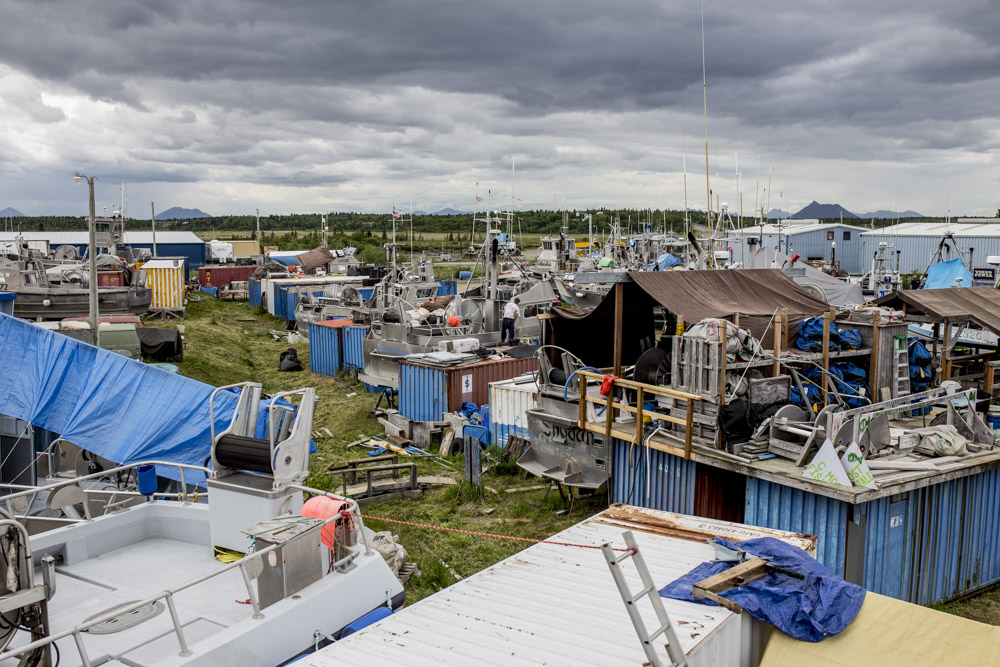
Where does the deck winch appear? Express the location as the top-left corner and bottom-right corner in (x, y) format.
(207, 382), (318, 552)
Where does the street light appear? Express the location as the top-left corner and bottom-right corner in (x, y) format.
(73, 171), (99, 346)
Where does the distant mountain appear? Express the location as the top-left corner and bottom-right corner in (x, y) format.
(764, 209), (792, 219)
(432, 208), (470, 216)
(858, 209), (924, 219)
(792, 201), (859, 219)
(0, 207), (24, 217)
(155, 206), (211, 220)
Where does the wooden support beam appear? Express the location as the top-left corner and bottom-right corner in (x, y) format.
(781, 307), (790, 350)
(719, 320), (728, 406)
(613, 281), (624, 377)
(871, 311), (881, 400)
(942, 323), (952, 381)
(773, 314), (782, 376)
(634, 387), (645, 446)
(577, 372), (587, 427)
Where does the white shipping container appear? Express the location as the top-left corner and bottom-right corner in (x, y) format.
(489, 374), (539, 448)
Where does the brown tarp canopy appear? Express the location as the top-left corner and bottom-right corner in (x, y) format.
(627, 269), (829, 344)
(548, 283), (657, 368)
(295, 245), (335, 272)
(545, 270), (829, 368)
(875, 287), (1000, 336)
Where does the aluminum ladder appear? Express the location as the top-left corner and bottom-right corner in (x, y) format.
(894, 336), (912, 416)
(601, 531), (687, 667)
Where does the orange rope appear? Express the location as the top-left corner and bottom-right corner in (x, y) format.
(341, 511), (634, 553)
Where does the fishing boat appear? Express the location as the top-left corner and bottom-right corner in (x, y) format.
(0, 381), (404, 667)
(359, 209), (553, 390)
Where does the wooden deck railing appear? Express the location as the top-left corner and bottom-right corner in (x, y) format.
(575, 370), (703, 459)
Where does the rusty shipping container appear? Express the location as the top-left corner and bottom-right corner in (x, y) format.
(398, 357), (540, 422)
(97, 271), (124, 287)
(198, 265), (258, 288)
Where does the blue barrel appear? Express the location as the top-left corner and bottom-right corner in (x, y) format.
(458, 270), (473, 280)
(987, 415), (1000, 431)
(341, 606), (392, 637)
(137, 464), (158, 496)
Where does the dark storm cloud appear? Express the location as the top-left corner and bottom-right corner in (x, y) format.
(0, 0), (998, 214)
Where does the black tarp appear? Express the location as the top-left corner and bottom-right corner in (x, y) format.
(136, 327), (184, 362)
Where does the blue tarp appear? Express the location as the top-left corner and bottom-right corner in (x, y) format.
(655, 253), (681, 271)
(923, 258), (972, 290)
(0, 313), (243, 485)
(200, 286), (220, 297)
(660, 536), (866, 642)
(269, 255), (300, 267)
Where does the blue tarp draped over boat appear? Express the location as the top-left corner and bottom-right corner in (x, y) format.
(923, 258), (972, 290)
(269, 255), (300, 267)
(656, 253), (681, 270)
(0, 312), (241, 485)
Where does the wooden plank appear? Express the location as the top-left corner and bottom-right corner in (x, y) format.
(781, 307), (790, 350)
(773, 315), (782, 376)
(577, 373), (586, 429)
(684, 400), (694, 458)
(576, 371), (703, 401)
(604, 382), (615, 439)
(871, 311), (881, 400)
(719, 321), (728, 405)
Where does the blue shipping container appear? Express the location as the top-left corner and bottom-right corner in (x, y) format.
(358, 287), (375, 302)
(398, 364), (448, 421)
(308, 321), (343, 376)
(249, 278), (261, 307)
(611, 440), (696, 515)
(342, 325), (369, 371)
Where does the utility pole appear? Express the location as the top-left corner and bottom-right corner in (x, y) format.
(151, 202), (157, 257)
(74, 172), (100, 346)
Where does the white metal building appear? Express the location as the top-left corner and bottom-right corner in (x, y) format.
(306, 506), (816, 667)
(732, 220), (867, 274)
(860, 221), (1000, 275)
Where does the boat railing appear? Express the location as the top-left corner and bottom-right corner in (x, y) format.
(0, 460), (212, 520)
(0, 480), (371, 667)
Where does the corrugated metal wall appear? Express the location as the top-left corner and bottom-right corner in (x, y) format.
(860, 232), (1000, 274)
(860, 468), (1000, 605)
(735, 226), (864, 274)
(145, 261), (186, 311)
(398, 364), (449, 421)
(249, 278), (261, 307)
(611, 440), (696, 514)
(398, 357), (540, 422)
(488, 378), (538, 447)
(197, 265), (256, 287)
(743, 478), (849, 575)
(130, 243), (206, 275)
(308, 322), (343, 375)
(342, 325), (368, 370)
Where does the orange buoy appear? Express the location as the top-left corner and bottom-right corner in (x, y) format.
(447, 315), (461, 327)
(301, 495), (349, 551)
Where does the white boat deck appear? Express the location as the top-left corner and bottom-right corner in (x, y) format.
(306, 506), (817, 667)
(3, 500), (403, 667)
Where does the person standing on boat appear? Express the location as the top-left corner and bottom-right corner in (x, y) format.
(501, 297), (520, 345)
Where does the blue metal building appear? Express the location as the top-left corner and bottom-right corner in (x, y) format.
(860, 220), (1000, 275)
(734, 221), (867, 274)
(611, 439), (1000, 606)
(0, 231), (207, 276)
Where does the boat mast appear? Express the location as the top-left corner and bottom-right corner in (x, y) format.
(701, 1), (713, 268)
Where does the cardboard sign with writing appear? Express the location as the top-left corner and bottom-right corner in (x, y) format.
(840, 442), (878, 490)
(802, 439), (852, 487)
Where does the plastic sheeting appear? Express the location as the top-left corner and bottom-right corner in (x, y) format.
(0, 312), (243, 485)
(923, 258), (972, 290)
(745, 247), (864, 306)
(660, 536), (866, 643)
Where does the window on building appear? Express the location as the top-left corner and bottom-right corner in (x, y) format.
(843, 231), (851, 241)
(827, 231), (835, 240)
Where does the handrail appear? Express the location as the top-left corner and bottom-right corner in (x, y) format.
(1, 460), (211, 520)
(574, 370), (702, 459)
(0, 489), (370, 665)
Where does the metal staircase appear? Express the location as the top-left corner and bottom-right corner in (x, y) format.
(601, 531), (687, 667)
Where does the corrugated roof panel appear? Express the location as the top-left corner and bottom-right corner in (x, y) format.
(305, 506), (815, 666)
(861, 222), (1000, 237)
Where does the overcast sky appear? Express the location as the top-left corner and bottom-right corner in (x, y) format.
(0, 0), (997, 218)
